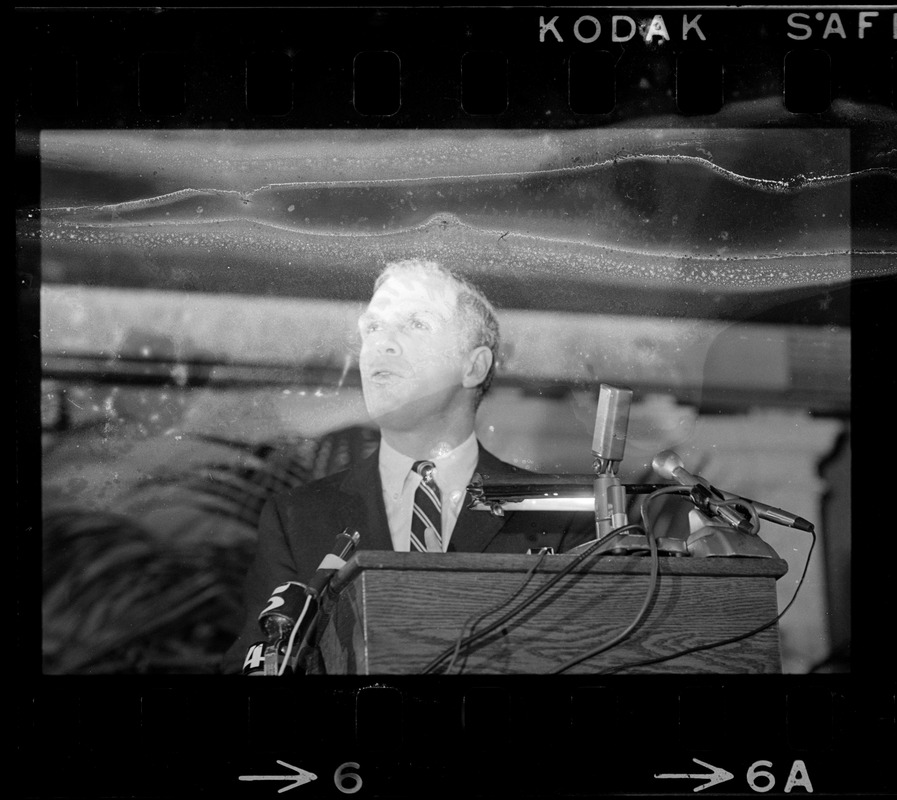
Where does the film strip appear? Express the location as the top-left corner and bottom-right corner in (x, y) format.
(17, 5), (896, 799)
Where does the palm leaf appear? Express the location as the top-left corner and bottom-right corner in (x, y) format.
(42, 425), (378, 674)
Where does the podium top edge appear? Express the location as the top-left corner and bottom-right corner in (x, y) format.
(336, 550), (789, 581)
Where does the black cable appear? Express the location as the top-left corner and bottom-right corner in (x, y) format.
(598, 526), (817, 674)
(546, 484), (744, 674)
(418, 523), (646, 675)
(420, 530), (627, 675)
(423, 485), (802, 675)
(443, 550), (549, 675)
(548, 500), (663, 674)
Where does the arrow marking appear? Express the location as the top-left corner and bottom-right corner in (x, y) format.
(239, 760), (318, 793)
(655, 757), (734, 792)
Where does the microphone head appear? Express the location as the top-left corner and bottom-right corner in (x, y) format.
(591, 384), (633, 461)
(652, 449), (685, 480)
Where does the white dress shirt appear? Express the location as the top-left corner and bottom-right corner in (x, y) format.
(378, 433), (480, 552)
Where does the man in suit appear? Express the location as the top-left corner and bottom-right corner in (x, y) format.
(222, 258), (595, 673)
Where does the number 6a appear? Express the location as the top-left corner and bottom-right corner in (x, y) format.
(747, 760), (813, 793)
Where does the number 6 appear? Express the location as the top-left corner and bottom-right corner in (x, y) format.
(334, 762), (362, 794)
(747, 760), (776, 793)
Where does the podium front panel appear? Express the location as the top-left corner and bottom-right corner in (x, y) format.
(315, 552), (788, 675)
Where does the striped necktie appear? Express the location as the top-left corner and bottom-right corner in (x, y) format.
(410, 460), (443, 552)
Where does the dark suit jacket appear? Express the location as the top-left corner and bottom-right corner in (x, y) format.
(221, 443), (595, 673)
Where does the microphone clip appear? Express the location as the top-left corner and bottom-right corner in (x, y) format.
(687, 482), (718, 516)
(685, 482), (756, 537)
(683, 482), (780, 558)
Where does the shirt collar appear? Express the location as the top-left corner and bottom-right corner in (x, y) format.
(379, 432), (479, 498)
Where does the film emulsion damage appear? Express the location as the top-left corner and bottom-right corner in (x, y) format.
(16, 5), (896, 799)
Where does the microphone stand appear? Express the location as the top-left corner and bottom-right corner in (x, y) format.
(587, 455), (690, 555)
(593, 455), (625, 539)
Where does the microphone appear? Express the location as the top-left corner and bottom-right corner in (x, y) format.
(711, 489), (814, 532)
(651, 449), (711, 489)
(592, 384), (633, 471)
(306, 529), (361, 599)
(651, 450), (814, 533)
(651, 449), (753, 534)
(731, 497), (813, 532)
(257, 581), (310, 638)
(257, 581), (312, 675)
(253, 529), (361, 675)
(592, 384), (633, 537)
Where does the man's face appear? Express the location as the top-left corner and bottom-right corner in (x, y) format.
(358, 271), (472, 430)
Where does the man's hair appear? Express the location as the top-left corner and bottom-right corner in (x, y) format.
(373, 258), (500, 406)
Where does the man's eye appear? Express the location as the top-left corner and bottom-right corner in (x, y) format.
(364, 321), (381, 333)
(410, 317), (430, 330)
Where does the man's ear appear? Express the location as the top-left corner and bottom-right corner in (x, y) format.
(462, 345), (493, 389)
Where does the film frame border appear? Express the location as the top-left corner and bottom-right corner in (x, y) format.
(16, 4), (897, 799)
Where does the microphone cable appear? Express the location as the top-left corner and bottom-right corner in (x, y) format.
(277, 593), (313, 676)
(442, 549), (550, 675)
(597, 524), (816, 674)
(548, 494), (665, 674)
(418, 523), (647, 675)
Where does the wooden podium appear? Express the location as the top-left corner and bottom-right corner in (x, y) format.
(309, 551), (789, 675)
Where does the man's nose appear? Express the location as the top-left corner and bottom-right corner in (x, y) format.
(370, 329), (402, 356)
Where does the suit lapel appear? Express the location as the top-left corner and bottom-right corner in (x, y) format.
(446, 445), (514, 553)
(337, 448), (394, 552)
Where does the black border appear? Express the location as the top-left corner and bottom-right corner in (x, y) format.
(17, 5), (896, 799)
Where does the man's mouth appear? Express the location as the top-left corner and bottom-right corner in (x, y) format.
(369, 368), (403, 383)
